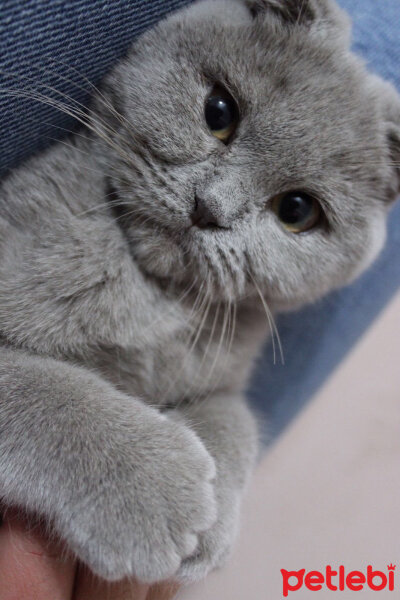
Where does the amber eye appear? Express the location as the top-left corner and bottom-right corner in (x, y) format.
(205, 84), (239, 143)
(271, 191), (322, 233)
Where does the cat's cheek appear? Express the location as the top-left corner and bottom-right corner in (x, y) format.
(129, 231), (187, 281)
(345, 212), (387, 283)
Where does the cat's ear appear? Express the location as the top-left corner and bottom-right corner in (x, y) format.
(245, 0), (351, 45)
(246, 0), (318, 23)
(378, 79), (400, 201)
(388, 120), (400, 200)
(390, 126), (400, 198)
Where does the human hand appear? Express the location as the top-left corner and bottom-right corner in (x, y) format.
(0, 509), (179, 600)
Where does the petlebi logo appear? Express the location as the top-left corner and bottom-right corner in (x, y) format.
(280, 564), (396, 597)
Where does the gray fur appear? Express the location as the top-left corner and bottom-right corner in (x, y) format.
(0, 0), (399, 584)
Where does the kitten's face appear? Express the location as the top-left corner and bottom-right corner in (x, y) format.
(95, 0), (400, 308)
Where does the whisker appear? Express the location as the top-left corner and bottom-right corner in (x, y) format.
(205, 298), (229, 387)
(0, 66), (125, 145)
(248, 271), (284, 365)
(0, 87), (133, 168)
(159, 281), (211, 406)
(34, 57), (133, 131)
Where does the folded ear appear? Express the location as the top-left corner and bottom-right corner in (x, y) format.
(379, 79), (400, 201)
(246, 0), (351, 45)
(366, 75), (400, 202)
(246, 0), (317, 23)
(388, 123), (400, 199)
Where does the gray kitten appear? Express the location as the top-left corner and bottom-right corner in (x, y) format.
(0, 0), (399, 585)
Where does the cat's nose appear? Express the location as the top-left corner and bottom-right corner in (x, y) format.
(190, 195), (229, 230)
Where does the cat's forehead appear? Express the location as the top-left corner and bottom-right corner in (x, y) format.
(118, 4), (388, 209)
(155, 11), (377, 143)
(175, 20), (383, 188)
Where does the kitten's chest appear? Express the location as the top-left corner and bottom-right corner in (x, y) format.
(90, 302), (267, 407)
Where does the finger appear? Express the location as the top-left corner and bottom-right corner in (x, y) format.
(0, 508), (75, 600)
(73, 565), (150, 600)
(147, 581), (180, 600)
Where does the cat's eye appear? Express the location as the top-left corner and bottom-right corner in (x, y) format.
(271, 191), (322, 233)
(205, 84), (239, 143)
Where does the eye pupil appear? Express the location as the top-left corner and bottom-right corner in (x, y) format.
(272, 191), (322, 233)
(205, 97), (235, 132)
(278, 193), (313, 225)
(204, 85), (239, 142)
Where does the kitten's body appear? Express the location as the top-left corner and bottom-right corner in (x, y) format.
(0, 136), (266, 402)
(0, 133), (265, 582)
(0, 0), (399, 585)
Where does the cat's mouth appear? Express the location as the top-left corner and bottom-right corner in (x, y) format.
(105, 178), (227, 246)
(104, 178), (189, 281)
(104, 178), (243, 300)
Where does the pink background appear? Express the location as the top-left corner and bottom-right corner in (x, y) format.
(179, 292), (400, 599)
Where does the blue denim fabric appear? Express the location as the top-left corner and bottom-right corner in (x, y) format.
(0, 0), (192, 175)
(0, 0), (399, 437)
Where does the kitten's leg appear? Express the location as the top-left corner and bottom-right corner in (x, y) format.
(170, 394), (259, 582)
(0, 347), (217, 583)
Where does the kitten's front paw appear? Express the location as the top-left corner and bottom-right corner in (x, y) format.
(176, 492), (241, 583)
(56, 414), (217, 583)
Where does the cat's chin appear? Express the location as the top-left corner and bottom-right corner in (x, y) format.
(114, 208), (250, 302)
(125, 230), (244, 302)
(127, 228), (187, 283)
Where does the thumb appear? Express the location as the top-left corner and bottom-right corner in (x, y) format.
(0, 508), (75, 600)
